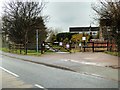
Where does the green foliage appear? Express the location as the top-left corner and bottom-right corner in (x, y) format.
(56, 32), (77, 42)
(63, 38), (69, 43)
(71, 33), (90, 42)
(71, 34), (82, 42)
(51, 34), (57, 43)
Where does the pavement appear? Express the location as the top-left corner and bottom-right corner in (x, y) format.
(0, 51), (119, 82)
(0, 54), (34, 89)
(1, 70), (33, 88)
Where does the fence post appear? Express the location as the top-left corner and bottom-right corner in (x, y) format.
(69, 41), (72, 53)
(9, 43), (10, 53)
(92, 42), (94, 52)
(84, 41), (85, 52)
(20, 44), (22, 54)
(15, 44), (17, 53)
(107, 41), (109, 51)
(41, 41), (45, 54)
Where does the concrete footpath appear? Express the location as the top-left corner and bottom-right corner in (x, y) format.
(0, 55), (33, 88)
(1, 51), (119, 82)
(1, 70), (33, 88)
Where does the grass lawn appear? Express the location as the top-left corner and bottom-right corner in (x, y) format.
(0, 48), (42, 56)
(0, 48), (10, 52)
(0, 47), (59, 56)
(104, 51), (120, 57)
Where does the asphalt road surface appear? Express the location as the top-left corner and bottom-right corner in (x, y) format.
(1, 55), (118, 88)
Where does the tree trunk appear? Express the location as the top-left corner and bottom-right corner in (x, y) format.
(24, 31), (28, 55)
(20, 45), (21, 54)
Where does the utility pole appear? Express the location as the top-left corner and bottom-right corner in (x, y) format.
(36, 29), (39, 53)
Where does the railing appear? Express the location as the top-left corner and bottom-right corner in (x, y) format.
(82, 41), (114, 52)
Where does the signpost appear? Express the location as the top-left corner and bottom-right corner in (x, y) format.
(82, 36), (86, 52)
(59, 42), (63, 46)
(36, 29), (38, 54)
(82, 37), (86, 41)
(66, 44), (70, 49)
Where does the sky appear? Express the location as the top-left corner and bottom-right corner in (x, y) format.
(0, 0), (98, 32)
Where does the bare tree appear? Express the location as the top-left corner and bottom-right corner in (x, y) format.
(2, 1), (48, 54)
(92, 0), (120, 51)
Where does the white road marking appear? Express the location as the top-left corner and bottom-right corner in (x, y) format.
(0, 66), (19, 77)
(61, 59), (103, 66)
(84, 58), (93, 60)
(82, 72), (102, 77)
(35, 84), (45, 89)
(56, 52), (69, 54)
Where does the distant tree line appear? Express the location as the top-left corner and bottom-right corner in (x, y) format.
(50, 32), (98, 44)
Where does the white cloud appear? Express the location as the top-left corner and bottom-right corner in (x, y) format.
(43, 2), (97, 32)
(47, 0), (98, 2)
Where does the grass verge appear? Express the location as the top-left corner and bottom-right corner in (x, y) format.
(104, 51), (120, 57)
(0, 48), (42, 56)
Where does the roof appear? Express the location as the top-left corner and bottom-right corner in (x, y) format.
(69, 27), (99, 32)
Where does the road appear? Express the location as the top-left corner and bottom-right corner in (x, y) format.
(0, 54), (118, 88)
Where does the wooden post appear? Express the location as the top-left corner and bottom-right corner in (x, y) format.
(20, 44), (22, 54)
(107, 41), (109, 51)
(69, 41), (72, 53)
(84, 41), (85, 52)
(92, 42), (94, 52)
(9, 43), (10, 53)
(15, 44), (17, 53)
(41, 42), (44, 54)
(25, 44), (27, 55)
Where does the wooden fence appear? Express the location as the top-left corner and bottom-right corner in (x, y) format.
(82, 41), (117, 52)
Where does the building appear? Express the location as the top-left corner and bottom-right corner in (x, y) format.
(69, 26), (99, 35)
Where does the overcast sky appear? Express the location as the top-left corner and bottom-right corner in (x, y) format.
(0, 0), (98, 32)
